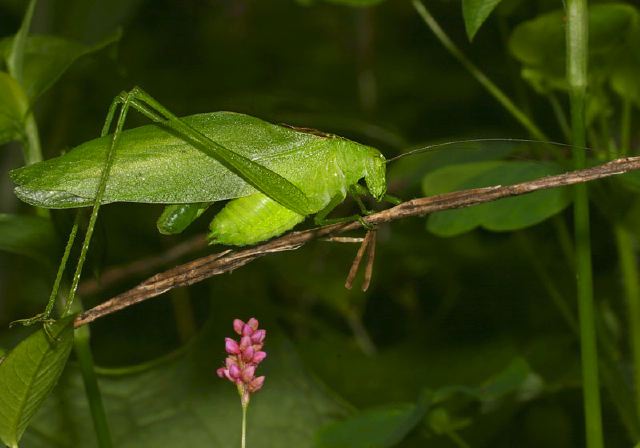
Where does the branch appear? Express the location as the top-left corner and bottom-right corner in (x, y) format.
(74, 155), (640, 328)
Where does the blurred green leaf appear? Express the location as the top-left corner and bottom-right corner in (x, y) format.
(316, 357), (540, 447)
(315, 397), (430, 448)
(0, 71), (29, 145)
(0, 213), (57, 262)
(0, 29), (121, 102)
(509, 3), (640, 99)
(477, 357), (542, 404)
(423, 161), (571, 236)
(462, 0), (503, 40)
(0, 316), (75, 448)
(22, 334), (347, 447)
(6, 0), (36, 83)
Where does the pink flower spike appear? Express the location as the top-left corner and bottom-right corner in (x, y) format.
(251, 329), (266, 344)
(217, 317), (267, 405)
(225, 338), (240, 354)
(247, 318), (259, 330)
(252, 351), (267, 364)
(248, 376), (265, 392)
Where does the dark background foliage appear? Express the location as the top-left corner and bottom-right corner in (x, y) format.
(0, 0), (638, 446)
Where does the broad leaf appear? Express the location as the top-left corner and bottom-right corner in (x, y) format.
(423, 161), (571, 236)
(22, 334), (348, 447)
(315, 398), (430, 448)
(316, 357), (541, 447)
(0, 71), (29, 145)
(462, 0), (503, 40)
(0, 316), (75, 448)
(0, 30), (121, 101)
(0, 213), (57, 262)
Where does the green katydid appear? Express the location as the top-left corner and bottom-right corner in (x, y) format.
(9, 87), (580, 323)
(11, 87), (391, 247)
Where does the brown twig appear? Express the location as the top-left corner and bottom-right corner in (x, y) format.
(78, 234), (208, 296)
(74, 155), (640, 328)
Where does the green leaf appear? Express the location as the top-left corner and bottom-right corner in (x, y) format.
(508, 4), (640, 97)
(0, 213), (57, 262)
(0, 71), (29, 145)
(0, 316), (75, 448)
(423, 161), (571, 236)
(0, 29), (121, 101)
(462, 0), (503, 41)
(478, 357), (542, 403)
(315, 397), (430, 448)
(22, 334), (347, 447)
(6, 0), (36, 83)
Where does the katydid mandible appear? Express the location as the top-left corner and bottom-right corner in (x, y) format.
(11, 87), (389, 246)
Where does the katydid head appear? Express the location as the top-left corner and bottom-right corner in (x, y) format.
(364, 150), (387, 201)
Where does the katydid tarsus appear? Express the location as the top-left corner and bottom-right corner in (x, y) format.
(10, 86), (588, 322)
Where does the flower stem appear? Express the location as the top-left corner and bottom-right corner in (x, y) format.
(565, 1), (604, 447)
(241, 403), (248, 448)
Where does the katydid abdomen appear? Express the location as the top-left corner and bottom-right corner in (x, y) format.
(209, 193), (306, 246)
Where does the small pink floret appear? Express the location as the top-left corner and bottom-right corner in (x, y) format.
(233, 319), (244, 335)
(242, 346), (255, 362)
(247, 318), (259, 330)
(249, 376), (265, 392)
(241, 365), (256, 382)
(251, 329), (266, 344)
(240, 335), (252, 349)
(225, 338), (240, 354)
(252, 351), (267, 363)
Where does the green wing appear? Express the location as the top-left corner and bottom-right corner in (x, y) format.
(10, 112), (330, 208)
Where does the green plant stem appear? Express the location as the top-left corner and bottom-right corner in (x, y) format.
(621, 99), (632, 156)
(242, 403), (247, 448)
(23, 112), (43, 165)
(412, 0), (548, 142)
(73, 321), (114, 448)
(566, 1), (604, 447)
(614, 225), (640, 424)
